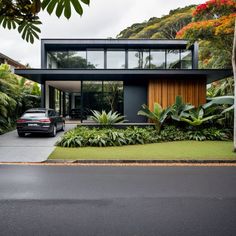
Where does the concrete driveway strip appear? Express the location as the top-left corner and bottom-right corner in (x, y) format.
(0, 124), (76, 162)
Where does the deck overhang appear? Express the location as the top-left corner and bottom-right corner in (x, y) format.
(15, 68), (233, 84)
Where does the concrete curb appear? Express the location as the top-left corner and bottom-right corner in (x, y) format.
(45, 159), (236, 164)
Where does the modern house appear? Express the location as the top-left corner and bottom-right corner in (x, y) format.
(16, 39), (232, 122)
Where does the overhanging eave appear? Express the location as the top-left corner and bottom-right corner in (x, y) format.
(15, 69), (233, 84)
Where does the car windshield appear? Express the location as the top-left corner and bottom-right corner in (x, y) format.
(22, 112), (46, 118)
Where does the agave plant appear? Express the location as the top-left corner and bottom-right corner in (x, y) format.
(170, 96), (194, 121)
(137, 103), (171, 133)
(90, 110), (126, 125)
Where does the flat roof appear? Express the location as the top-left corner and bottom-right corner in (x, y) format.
(15, 68), (232, 84)
(42, 39), (193, 50)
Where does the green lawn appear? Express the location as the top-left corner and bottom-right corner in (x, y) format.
(48, 141), (236, 161)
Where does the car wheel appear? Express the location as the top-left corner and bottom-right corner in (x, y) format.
(61, 122), (65, 131)
(50, 125), (57, 137)
(18, 131), (25, 137)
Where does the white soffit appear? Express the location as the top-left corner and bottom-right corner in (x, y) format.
(46, 81), (81, 92)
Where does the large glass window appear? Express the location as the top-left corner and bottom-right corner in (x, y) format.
(166, 50), (181, 69)
(181, 50), (192, 69)
(67, 51), (87, 68)
(103, 81), (123, 114)
(87, 50), (104, 69)
(128, 50), (150, 69)
(150, 50), (166, 69)
(47, 51), (68, 68)
(107, 50), (126, 69)
(82, 81), (103, 116)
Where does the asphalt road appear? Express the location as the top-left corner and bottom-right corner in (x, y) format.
(0, 165), (236, 236)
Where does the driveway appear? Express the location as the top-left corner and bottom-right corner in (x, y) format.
(0, 166), (236, 235)
(0, 124), (76, 162)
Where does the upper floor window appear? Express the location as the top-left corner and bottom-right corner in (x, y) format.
(67, 51), (87, 68)
(166, 50), (181, 69)
(107, 50), (125, 69)
(87, 50), (104, 69)
(128, 50), (150, 69)
(181, 50), (192, 69)
(150, 50), (166, 69)
(46, 48), (193, 70)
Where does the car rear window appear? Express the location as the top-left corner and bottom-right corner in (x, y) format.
(22, 112), (46, 118)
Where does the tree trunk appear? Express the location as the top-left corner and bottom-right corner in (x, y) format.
(233, 19), (236, 151)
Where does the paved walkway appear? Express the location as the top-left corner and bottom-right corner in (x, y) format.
(0, 124), (76, 162)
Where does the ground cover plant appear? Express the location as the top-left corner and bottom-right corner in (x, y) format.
(56, 125), (232, 148)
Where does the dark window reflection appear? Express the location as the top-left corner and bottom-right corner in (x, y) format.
(103, 81), (123, 114)
(83, 81), (103, 115)
(82, 81), (123, 116)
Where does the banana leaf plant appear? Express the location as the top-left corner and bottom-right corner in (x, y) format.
(170, 96), (195, 121)
(203, 96), (234, 114)
(137, 103), (171, 133)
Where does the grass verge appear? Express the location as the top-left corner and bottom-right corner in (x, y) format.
(48, 141), (236, 161)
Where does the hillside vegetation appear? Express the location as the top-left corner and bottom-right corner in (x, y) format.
(117, 5), (196, 39)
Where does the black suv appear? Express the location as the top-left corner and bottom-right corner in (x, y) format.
(16, 108), (65, 137)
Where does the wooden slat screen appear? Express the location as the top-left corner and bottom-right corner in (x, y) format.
(148, 78), (206, 110)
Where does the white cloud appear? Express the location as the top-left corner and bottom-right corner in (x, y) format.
(0, 0), (205, 67)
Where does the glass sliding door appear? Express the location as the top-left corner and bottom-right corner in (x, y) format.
(82, 81), (103, 118)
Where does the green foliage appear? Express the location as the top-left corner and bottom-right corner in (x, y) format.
(0, 0), (90, 43)
(180, 107), (219, 126)
(90, 110), (126, 126)
(117, 5), (195, 39)
(56, 126), (159, 148)
(138, 103), (171, 133)
(207, 77), (234, 97)
(0, 64), (41, 134)
(56, 125), (232, 148)
(187, 127), (232, 141)
(170, 95), (194, 121)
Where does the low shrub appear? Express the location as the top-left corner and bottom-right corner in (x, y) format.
(187, 127), (232, 141)
(56, 125), (232, 148)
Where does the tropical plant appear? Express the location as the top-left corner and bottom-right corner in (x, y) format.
(137, 103), (171, 133)
(90, 110), (126, 126)
(180, 107), (220, 126)
(170, 95), (194, 121)
(0, 0), (90, 43)
(0, 64), (41, 134)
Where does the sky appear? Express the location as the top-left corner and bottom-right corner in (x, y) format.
(0, 0), (205, 68)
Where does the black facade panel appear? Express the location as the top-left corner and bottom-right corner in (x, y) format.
(124, 80), (147, 123)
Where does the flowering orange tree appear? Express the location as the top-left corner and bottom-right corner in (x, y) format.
(176, 0), (236, 68)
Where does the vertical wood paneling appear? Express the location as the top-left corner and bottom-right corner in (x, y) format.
(148, 78), (206, 109)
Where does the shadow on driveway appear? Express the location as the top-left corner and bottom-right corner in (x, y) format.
(0, 124), (76, 162)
